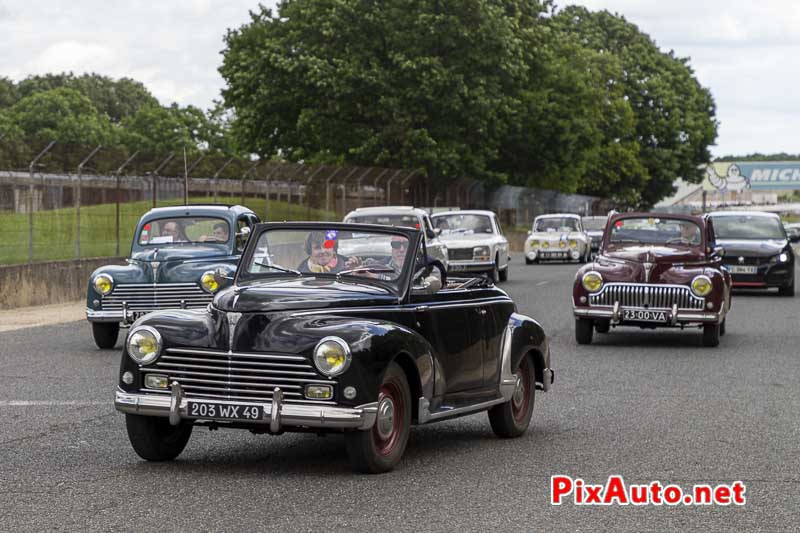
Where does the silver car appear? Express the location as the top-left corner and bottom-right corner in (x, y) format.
(524, 214), (591, 264)
(431, 210), (510, 282)
(343, 206), (448, 269)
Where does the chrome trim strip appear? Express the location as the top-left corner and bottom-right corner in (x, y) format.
(574, 307), (722, 323)
(418, 396), (506, 424)
(290, 297), (513, 317)
(165, 348), (307, 362)
(155, 361), (317, 377)
(116, 389), (378, 430)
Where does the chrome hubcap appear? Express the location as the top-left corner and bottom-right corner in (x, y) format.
(513, 375), (524, 406)
(376, 397), (395, 439)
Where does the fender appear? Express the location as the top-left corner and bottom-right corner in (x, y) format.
(504, 312), (551, 394)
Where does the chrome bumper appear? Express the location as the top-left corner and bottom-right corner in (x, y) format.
(115, 385), (378, 431)
(86, 309), (125, 323)
(447, 260), (494, 272)
(574, 306), (723, 323)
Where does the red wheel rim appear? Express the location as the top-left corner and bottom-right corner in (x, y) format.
(373, 382), (404, 456)
(511, 358), (531, 424)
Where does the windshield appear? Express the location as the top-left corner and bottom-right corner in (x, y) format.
(138, 217), (230, 245)
(345, 214), (421, 229)
(245, 228), (412, 284)
(713, 215), (786, 240)
(582, 217), (607, 231)
(609, 217), (702, 246)
(534, 217), (579, 232)
(431, 214), (493, 234)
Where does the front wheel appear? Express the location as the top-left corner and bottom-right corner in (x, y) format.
(344, 362), (411, 474)
(488, 354), (535, 438)
(92, 322), (120, 349)
(595, 319), (610, 334)
(499, 264), (509, 282)
(575, 318), (594, 345)
(489, 257), (500, 283)
(703, 323), (720, 347)
(125, 414), (193, 461)
(778, 276), (795, 296)
(525, 257), (534, 265)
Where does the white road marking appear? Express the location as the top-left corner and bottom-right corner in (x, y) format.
(0, 400), (107, 407)
(536, 281), (550, 286)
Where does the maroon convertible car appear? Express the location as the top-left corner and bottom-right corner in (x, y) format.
(572, 212), (732, 347)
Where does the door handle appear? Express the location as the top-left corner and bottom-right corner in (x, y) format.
(415, 305), (429, 312)
(477, 308), (487, 315)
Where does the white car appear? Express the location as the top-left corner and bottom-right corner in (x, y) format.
(430, 210), (510, 282)
(524, 213), (591, 264)
(343, 206), (448, 269)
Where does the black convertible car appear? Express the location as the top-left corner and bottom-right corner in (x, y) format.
(115, 222), (553, 473)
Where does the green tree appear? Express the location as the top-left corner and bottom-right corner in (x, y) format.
(120, 103), (195, 153)
(0, 76), (18, 108)
(550, 7), (717, 207)
(220, 0), (542, 186)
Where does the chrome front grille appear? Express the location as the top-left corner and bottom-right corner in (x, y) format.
(448, 248), (474, 261)
(143, 348), (334, 403)
(103, 283), (212, 311)
(590, 283), (704, 310)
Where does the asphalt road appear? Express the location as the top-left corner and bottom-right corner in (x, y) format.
(1, 256), (798, 531)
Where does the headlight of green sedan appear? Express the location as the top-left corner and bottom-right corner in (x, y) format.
(200, 270), (220, 293)
(313, 337), (351, 377)
(691, 275), (713, 297)
(93, 274), (114, 296)
(127, 326), (162, 365)
(581, 271), (603, 293)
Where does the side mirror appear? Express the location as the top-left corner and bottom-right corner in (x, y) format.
(238, 226), (251, 239)
(790, 233), (800, 243)
(214, 267), (234, 284)
(433, 228), (442, 237)
(710, 246), (725, 260)
(426, 228), (436, 240)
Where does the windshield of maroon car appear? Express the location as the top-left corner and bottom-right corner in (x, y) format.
(534, 218), (579, 232)
(432, 214), (493, 234)
(712, 215), (786, 240)
(345, 214), (421, 229)
(137, 217), (230, 246)
(245, 229), (412, 282)
(608, 218), (702, 246)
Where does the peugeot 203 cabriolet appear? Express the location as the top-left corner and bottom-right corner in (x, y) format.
(115, 222), (553, 473)
(572, 213), (732, 347)
(86, 205), (259, 349)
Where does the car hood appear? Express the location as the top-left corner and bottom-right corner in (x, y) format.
(716, 239), (788, 258)
(131, 245), (231, 263)
(213, 278), (399, 313)
(603, 245), (705, 264)
(438, 233), (495, 247)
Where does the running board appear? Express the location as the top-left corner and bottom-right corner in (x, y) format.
(417, 396), (506, 424)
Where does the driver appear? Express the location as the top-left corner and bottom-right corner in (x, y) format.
(386, 235), (442, 293)
(162, 221), (188, 242)
(201, 222), (229, 243)
(678, 222), (700, 244)
(298, 230), (352, 273)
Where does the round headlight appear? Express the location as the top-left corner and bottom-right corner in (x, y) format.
(200, 271), (220, 293)
(531, 240), (540, 249)
(691, 275), (713, 297)
(542, 241), (549, 249)
(313, 337), (351, 377)
(93, 274), (114, 296)
(569, 239), (578, 249)
(779, 252), (789, 263)
(582, 271), (603, 293)
(559, 241), (567, 248)
(127, 326), (162, 365)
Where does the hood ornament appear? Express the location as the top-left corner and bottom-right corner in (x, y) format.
(738, 256), (745, 264)
(643, 262), (654, 283)
(227, 312), (242, 354)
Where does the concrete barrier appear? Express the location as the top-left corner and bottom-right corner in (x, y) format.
(0, 257), (124, 310)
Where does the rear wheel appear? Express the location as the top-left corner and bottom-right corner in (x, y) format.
(595, 319), (610, 334)
(499, 264), (509, 282)
(489, 257), (500, 283)
(125, 414), (193, 461)
(92, 322), (120, 349)
(344, 362), (411, 474)
(575, 318), (594, 345)
(720, 318), (726, 336)
(488, 354), (535, 438)
(703, 323), (720, 347)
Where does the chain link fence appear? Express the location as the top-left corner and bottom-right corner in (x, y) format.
(0, 139), (614, 265)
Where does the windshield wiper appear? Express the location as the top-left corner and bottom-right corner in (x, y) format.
(337, 266), (397, 277)
(253, 262), (302, 276)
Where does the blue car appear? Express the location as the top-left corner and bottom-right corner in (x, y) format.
(86, 204), (260, 348)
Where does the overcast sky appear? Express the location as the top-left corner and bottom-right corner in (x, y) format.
(1, 0), (797, 157)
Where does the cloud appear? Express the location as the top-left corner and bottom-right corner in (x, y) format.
(27, 41), (116, 75)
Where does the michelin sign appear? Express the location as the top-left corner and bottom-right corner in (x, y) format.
(704, 162), (800, 191)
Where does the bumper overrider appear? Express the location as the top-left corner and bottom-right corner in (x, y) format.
(115, 383), (378, 432)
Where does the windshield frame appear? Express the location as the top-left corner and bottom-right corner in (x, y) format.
(711, 214), (788, 241)
(430, 213), (495, 236)
(132, 215), (233, 250)
(533, 216), (581, 233)
(605, 216), (706, 248)
(236, 222), (423, 298)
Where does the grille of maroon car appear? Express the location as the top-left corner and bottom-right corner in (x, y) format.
(142, 348), (335, 403)
(590, 283), (704, 310)
(104, 283), (212, 311)
(448, 248), (474, 261)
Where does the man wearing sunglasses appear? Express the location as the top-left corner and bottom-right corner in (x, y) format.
(387, 235), (443, 293)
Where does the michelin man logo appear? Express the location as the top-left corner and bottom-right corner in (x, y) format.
(706, 163), (750, 191)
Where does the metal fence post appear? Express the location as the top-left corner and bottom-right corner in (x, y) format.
(185, 154), (205, 205)
(372, 169), (389, 207)
(150, 153), (175, 208)
(241, 161), (260, 205)
(212, 157), (234, 204)
(27, 141), (56, 263)
(385, 170), (403, 206)
(303, 166), (326, 220)
(113, 151), (139, 256)
(75, 145), (102, 258)
(339, 167), (360, 216)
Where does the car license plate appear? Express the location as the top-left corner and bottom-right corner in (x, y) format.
(729, 265), (757, 274)
(129, 311), (149, 322)
(622, 309), (667, 323)
(186, 401), (263, 421)
(450, 264), (466, 271)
